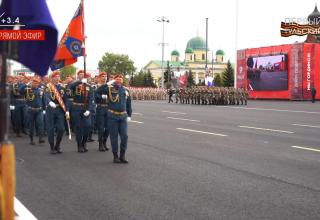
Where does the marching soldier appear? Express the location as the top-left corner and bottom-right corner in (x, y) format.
(67, 70), (94, 153)
(106, 74), (132, 163)
(45, 72), (70, 154)
(19, 76), (45, 145)
(95, 72), (110, 152)
(10, 76), (27, 137)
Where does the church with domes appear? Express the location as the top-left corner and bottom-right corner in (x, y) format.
(143, 35), (229, 86)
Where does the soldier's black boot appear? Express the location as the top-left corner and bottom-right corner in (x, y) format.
(87, 132), (95, 142)
(82, 136), (88, 152)
(54, 145), (62, 154)
(39, 135), (45, 144)
(77, 142), (85, 153)
(50, 144), (56, 154)
(29, 136), (35, 145)
(119, 150), (128, 164)
(103, 138), (109, 151)
(113, 152), (121, 163)
(98, 140), (105, 152)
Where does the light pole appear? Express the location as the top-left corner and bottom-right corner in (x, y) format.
(157, 16), (169, 88)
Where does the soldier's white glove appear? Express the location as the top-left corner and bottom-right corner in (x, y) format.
(83, 110), (90, 117)
(81, 78), (87, 84)
(102, 94), (108, 99)
(49, 101), (56, 108)
(43, 110), (46, 115)
(65, 111), (70, 119)
(107, 79), (115, 86)
(9, 105), (15, 110)
(126, 117), (131, 122)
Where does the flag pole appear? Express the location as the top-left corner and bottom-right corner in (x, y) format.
(82, 0), (86, 76)
(0, 41), (16, 220)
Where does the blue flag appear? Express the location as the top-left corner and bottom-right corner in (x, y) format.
(0, 0), (58, 76)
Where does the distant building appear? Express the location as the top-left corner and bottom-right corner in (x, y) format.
(143, 35), (228, 86)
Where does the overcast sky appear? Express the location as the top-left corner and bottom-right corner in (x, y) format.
(14, 0), (319, 72)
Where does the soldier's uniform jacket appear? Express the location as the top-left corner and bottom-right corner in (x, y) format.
(107, 84), (132, 117)
(11, 83), (26, 105)
(44, 83), (69, 110)
(19, 84), (45, 110)
(95, 84), (109, 106)
(67, 80), (94, 111)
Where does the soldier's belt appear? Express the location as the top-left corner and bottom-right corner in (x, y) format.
(97, 104), (108, 107)
(68, 98), (74, 101)
(72, 102), (85, 106)
(108, 109), (126, 115)
(15, 98), (25, 101)
(30, 107), (42, 111)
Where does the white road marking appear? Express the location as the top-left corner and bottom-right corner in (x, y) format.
(168, 117), (200, 122)
(15, 197), (38, 220)
(238, 125), (294, 134)
(162, 110), (186, 115)
(133, 113), (143, 116)
(218, 106), (320, 114)
(292, 124), (320, 128)
(130, 120), (144, 124)
(176, 128), (227, 137)
(291, 146), (320, 153)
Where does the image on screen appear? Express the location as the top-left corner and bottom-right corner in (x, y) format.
(246, 54), (288, 91)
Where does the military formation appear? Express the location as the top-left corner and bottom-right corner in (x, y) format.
(129, 87), (167, 100)
(168, 87), (249, 105)
(7, 71), (132, 164)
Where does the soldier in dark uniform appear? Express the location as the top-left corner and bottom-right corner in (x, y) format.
(94, 72), (110, 152)
(87, 73), (96, 142)
(106, 74), (132, 163)
(67, 70), (94, 153)
(19, 76), (45, 145)
(11, 76), (27, 137)
(64, 76), (74, 135)
(44, 72), (69, 154)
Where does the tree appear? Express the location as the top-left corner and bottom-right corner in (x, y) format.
(187, 69), (195, 87)
(98, 52), (136, 77)
(222, 60), (234, 87)
(144, 70), (155, 87)
(214, 74), (223, 87)
(60, 65), (76, 80)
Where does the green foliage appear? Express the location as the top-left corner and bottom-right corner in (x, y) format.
(131, 69), (155, 87)
(187, 69), (195, 87)
(60, 65), (76, 80)
(98, 52), (136, 77)
(222, 60), (234, 87)
(214, 74), (223, 87)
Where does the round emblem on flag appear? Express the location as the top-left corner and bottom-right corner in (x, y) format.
(70, 41), (82, 56)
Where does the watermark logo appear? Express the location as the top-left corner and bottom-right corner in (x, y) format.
(0, 12), (45, 41)
(281, 17), (320, 37)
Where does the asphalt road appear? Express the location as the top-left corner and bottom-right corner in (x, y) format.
(14, 100), (320, 220)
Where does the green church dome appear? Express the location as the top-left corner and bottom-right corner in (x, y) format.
(216, 49), (225, 55)
(171, 50), (180, 56)
(185, 47), (194, 53)
(186, 36), (207, 50)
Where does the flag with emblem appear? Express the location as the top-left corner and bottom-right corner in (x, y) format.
(50, 1), (84, 70)
(0, 0), (58, 76)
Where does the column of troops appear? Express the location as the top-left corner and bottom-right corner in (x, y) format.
(168, 87), (249, 105)
(6, 71), (132, 163)
(129, 87), (167, 100)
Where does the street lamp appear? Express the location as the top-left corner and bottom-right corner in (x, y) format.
(157, 16), (169, 88)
